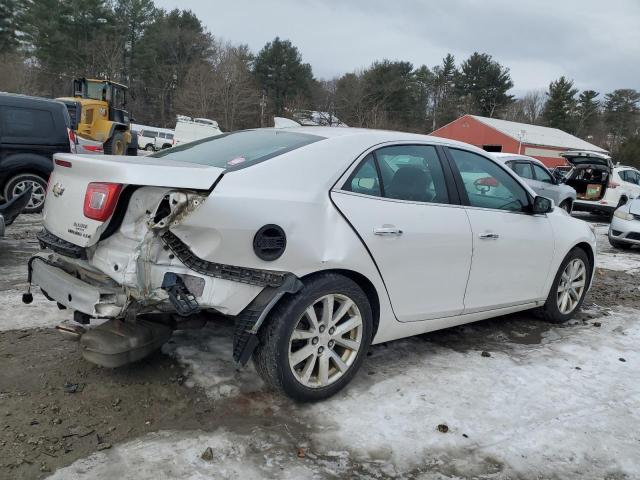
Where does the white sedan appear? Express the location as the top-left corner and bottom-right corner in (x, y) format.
(609, 198), (640, 249)
(27, 127), (596, 401)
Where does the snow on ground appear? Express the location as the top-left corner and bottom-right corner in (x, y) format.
(49, 307), (640, 479)
(305, 308), (640, 478)
(0, 288), (68, 331)
(48, 429), (326, 480)
(593, 224), (640, 273)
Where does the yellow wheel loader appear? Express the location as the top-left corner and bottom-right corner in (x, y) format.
(58, 78), (137, 156)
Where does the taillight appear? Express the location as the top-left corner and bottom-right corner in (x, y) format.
(83, 183), (123, 221)
(55, 159), (72, 168)
(83, 145), (103, 153)
(68, 129), (77, 153)
(608, 180), (619, 189)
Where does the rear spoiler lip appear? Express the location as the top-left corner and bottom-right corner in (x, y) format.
(52, 152), (225, 191)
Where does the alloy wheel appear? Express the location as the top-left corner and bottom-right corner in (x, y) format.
(556, 258), (586, 314)
(288, 294), (363, 388)
(12, 180), (45, 210)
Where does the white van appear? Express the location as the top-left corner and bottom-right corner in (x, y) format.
(131, 123), (174, 152)
(174, 116), (223, 145)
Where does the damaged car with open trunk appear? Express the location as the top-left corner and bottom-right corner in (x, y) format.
(24, 127), (597, 401)
(562, 150), (640, 216)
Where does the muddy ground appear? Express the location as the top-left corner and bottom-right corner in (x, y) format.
(1, 214), (638, 480)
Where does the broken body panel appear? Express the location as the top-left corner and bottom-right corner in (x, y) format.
(32, 139), (392, 343)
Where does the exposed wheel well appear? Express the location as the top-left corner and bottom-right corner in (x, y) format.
(300, 269), (380, 339)
(573, 242), (595, 271)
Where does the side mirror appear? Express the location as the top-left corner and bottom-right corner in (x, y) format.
(532, 196), (553, 214)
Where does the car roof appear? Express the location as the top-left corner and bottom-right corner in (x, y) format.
(0, 92), (68, 111)
(268, 126), (490, 153)
(489, 152), (548, 168)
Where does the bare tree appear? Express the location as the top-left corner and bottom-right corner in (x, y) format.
(521, 90), (546, 124)
(502, 90), (546, 124)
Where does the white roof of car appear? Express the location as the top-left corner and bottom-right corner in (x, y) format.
(468, 115), (608, 153)
(275, 126), (489, 151)
(492, 152), (547, 167)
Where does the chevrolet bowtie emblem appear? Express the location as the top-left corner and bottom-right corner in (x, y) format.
(52, 183), (65, 197)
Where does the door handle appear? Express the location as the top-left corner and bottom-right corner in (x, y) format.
(479, 232), (500, 239)
(374, 226), (403, 236)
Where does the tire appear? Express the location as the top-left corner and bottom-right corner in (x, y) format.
(559, 200), (573, 213)
(3, 173), (47, 214)
(145, 144), (155, 152)
(253, 273), (373, 402)
(104, 131), (126, 155)
(608, 237), (632, 250)
(538, 248), (591, 324)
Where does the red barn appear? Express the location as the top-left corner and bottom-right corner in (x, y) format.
(431, 114), (608, 168)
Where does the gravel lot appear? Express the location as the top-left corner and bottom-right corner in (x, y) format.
(1, 214), (639, 480)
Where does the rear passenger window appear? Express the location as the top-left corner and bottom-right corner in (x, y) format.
(343, 145), (449, 204)
(344, 154), (381, 197)
(375, 145), (449, 203)
(532, 164), (554, 184)
(1, 107), (55, 139)
(510, 162), (534, 179)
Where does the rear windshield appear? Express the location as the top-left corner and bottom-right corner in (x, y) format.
(151, 129), (325, 169)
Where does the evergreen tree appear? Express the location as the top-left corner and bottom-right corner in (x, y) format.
(253, 37), (314, 116)
(603, 89), (640, 146)
(135, 8), (212, 125)
(575, 90), (600, 137)
(615, 135), (640, 168)
(431, 54), (458, 129)
(362, 60), (424, 129)
(0, 0), (20, 52)
(114, 0), (158, 81)
(543, 76), (578, 133)
(456, 52), (514, 118)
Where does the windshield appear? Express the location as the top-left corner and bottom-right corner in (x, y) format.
(85, 82), (108, 101)
(151, 130), (325, 169)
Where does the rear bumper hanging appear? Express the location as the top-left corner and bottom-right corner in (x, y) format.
(232, 274), (303, 365)
(161, 231), (291, 288)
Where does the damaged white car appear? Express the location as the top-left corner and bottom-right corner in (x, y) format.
(25, 128), (597, 401)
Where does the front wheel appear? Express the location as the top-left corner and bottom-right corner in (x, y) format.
(538, 248), (591, 323)
(253, 273), (373, 402)
(104, 132), (126, 155)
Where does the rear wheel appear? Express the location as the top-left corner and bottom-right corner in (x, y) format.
(104, 132), (126, 155)
(253, 273), (373, 402)
(3, 173), (47, 214)
(538, 248), (591, 323)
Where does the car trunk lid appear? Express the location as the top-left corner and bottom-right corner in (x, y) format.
(561, 151), (613, 170)
(43, 153), (224, 247)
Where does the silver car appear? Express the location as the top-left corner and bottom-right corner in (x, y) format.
(494, 153), (577, 213)
(609, 198), (640, 249)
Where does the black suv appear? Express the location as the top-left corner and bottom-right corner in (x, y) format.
(0, 93), (73, 213)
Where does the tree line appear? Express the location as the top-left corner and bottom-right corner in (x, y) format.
(1, 0), (638, 163)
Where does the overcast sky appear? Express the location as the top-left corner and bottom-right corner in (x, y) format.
(154, 0), (640, 96)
